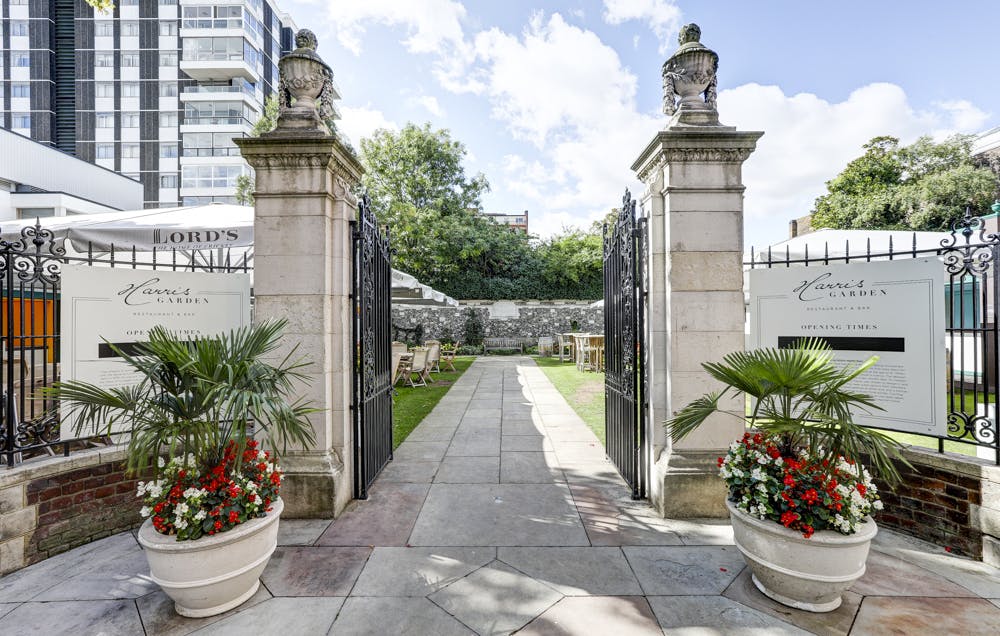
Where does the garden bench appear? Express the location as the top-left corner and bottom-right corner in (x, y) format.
(482, 337), (523, 353)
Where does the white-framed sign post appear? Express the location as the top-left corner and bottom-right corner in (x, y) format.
(749, 258), (946, 436)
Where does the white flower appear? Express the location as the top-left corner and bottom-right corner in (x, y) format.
(183, 487), (205, 500)
(253, 494), (263, 505)
(136, 481), (147, 497)
(139, 506), (151, 518)
(187, 453), (197, 468)
(173, 503), (189, 517)
(194, 510), (207, 521)
(750, 467), (765, 482)
(157, 457), (166, 468)
(174, 518), (188, 530)
(872, 499), (884, 511)
(246, 481), (258, 491)
(146, 482), (164, 499)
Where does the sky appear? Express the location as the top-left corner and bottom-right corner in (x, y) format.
(278, 0), (1000, 249)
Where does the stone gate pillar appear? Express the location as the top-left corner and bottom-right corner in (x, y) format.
(631, 24), (762, 518)
(235, 30), (361, 518)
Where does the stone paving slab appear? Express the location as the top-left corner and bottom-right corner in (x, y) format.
(499, 451), (564, 484)
(376, 460), (440, 483)
(623, 546), (746, 595)
(137, 586), (273, 636)
(276, 518), (332, 546)
(330, 597), (475, 635)
(648, 595), (810, 634)
(722, 569), (861, 636)
(850, 596), (1000, 635)
(190, 597), (344, 635)
(395, 440), (450, 462)
(316, 482), (429, 546)
(260, 546), (371, 596)
(434, 456), (501, 483)
(518, 595), (663, 635)
(497, 547), (643, 596)
(1, 599), (145, 635)
(500, 435), (553, 452)
(850, 549), (979, 597)
(408, 483), (590, 547)
(32, 543), (155, 601)
(428, 561), (563, 636)
(351, 547), (496, 597)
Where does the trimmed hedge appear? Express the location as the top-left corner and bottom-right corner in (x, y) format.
(431, 272), (603, 301)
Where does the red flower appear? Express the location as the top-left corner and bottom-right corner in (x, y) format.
(228, 510), (239, 524)
(802, 524), (815, 538)
(214, 520), (223, 530)
(783, 474), (796, 487)
(752, 433), (763, 445)
(717, 457), (725, 467)
(784, 458), (800, 471)
(803, 489), (819, 505)
(767, 446), (781, 459)
(780, 511), (799, 527)
(856, 483), (867, 497)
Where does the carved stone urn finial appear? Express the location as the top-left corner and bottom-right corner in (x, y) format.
(662, 23), (720, 126)
(274, 29), (338, 135)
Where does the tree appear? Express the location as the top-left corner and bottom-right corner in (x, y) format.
(85, 0), (114, 12)
(811, 135), (997, 231)
(359, 123), (495, 283)
(235, 95), (281, 205)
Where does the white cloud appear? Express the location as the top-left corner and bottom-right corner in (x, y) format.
(718, 83), (992, 249)
(415, 95), (445, 118)
(324, 0), (467, 55)
(602, 0), (682, 54)
(338, 106), (397, 147)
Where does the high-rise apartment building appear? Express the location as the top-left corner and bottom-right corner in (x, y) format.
(0, 0), (298, 209)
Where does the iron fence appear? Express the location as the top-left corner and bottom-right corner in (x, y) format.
(0, 220), (251, 467)
(746, 209), (1000, 464)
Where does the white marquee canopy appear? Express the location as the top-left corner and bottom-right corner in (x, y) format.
(0, 203), (458, 307)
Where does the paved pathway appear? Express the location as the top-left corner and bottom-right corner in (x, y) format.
(2, 357), (1000, 634)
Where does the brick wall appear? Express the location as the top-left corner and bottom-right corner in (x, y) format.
(0, 449), (147, 575)
(874, 446), (1000, 565)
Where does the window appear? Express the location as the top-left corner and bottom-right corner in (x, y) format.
(10, 83), (29, 98)
(159, 112), (178, 127)
(182, 37), (248, 62)
(8, 0), (29, 5)
(95, 82), (113, 98)
(10, 21), (28, 37)
(95, 52), (114, 67)
(95, 22), (113, 37)
(159, 0), (178, 4)
(160, 143), (178, 158)
(159, 82), (178, 97)
(16, 208), (55, 220)
(181, 165), (246, 189)
(11, 113), (30, 129)
(11, 51), (30, 67)
(121, 143), (140, 159)
(121, 54), (140, 67)
(121, 21), (139, 37)
(160, 174), (178, 189)
(182, 131), (241, 157)
(183, 100), (246, 125)
(96, 143), (114, 159)
(122, 112), (139, 128)
(121, 82), (140, 98)
(119, 0), (138, 5)
(159, 21), (178, 36)
(95, 112), (114, 128)
(159, 52), (177, 67)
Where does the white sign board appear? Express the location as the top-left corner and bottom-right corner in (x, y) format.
(749, 258), (945, 436)
(60, 267), (252, 439)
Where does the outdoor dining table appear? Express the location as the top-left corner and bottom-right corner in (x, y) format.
(572, 333), (606, 372)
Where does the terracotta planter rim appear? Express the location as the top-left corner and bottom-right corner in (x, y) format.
(138, 497), (284, 554)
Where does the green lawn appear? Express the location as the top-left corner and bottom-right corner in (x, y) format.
(533, 356), (606, 445)
(392, 356), (474, 449)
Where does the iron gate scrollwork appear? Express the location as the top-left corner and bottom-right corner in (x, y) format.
(352, 194), (393, 499)
(604, 189), (648, 498)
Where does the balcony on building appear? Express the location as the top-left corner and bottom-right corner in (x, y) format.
(179, 36), (261, 81)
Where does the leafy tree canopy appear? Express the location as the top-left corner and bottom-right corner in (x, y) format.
(811, 134), (997, 231)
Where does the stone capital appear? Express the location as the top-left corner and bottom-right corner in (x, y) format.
(235, 134), (364, 187)
(632, 128), (764, 184)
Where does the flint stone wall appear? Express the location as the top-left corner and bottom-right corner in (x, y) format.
(392, 301), (603, 343)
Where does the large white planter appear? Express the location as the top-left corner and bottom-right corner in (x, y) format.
(727, 499), (877, 612)
(138, 498), (283, 618)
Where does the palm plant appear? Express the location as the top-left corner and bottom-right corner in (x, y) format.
(45, 319), (316, 476)
(667, 337), (908, 484)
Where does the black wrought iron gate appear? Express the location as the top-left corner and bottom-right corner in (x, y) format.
(352, 195), (393, 499)
(603, 189), (648, 499)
